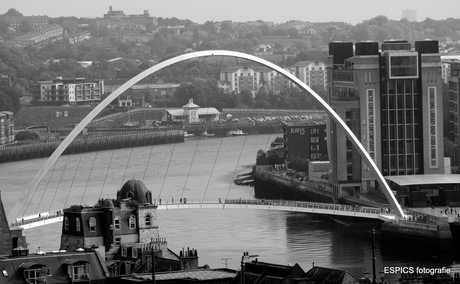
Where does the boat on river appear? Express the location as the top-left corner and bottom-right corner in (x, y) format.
(184, 131), (195, 138)
(229, 129), (247, 136)
(201, 130), (215, 137)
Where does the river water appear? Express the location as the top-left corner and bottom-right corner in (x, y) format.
(1, 134), (460, 282)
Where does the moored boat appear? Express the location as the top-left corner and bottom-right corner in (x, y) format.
(184, 131), (194, 138)
(229, 129), (247, 136)
(201, 130), (215, 137)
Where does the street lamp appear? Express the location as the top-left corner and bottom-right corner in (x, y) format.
(371, 228), (377, 284)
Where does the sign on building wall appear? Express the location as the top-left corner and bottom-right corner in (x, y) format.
(428, 87), (438, 168)
(366, 89), (376, 161)
(287, 126), (309, 159)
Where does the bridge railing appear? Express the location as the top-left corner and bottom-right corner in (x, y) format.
(223, 199), (392, 216)
(152, 198), (394, 216)
(13, 198), (396, 228)
(11, 210), (63, 227)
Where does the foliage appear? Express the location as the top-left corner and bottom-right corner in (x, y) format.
(0, 12), (460, 113)
(0, 88), (20, 112)
(15, 131), (39, 140)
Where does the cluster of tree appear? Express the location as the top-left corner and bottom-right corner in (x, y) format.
(14, 130), (39, 141)
(163, 77), (326, 110)
(0, 9), (460, 114)
(0, 87), (21, 112)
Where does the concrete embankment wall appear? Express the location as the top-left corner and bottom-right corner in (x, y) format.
(0, 129), (183, 163)
(253, 167), (334, 203)
(380, 220), (455, 252)
(184, 121), (283, 137)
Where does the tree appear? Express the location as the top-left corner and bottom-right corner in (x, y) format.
(0, 88), (20, 112)
(15, 131), (39, 141)
(0, 93), (12, 111)
(3, 8), (22, 17)
(239, 89), (254, 107)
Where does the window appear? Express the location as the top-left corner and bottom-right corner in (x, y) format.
(22, 266), (46, 284)
(76, 218), (81, 232)
(67, 264), (88, 281)
(145, 214), (151, 226)
(64, 217), (69, 230)
(129, 215), (136, 229)
(115, 237), (121, 246)
(132, 248), (138, 258)
(89, 217), (96, 232)
(114, 216), (121, 230)
(121, 246), (127, 257)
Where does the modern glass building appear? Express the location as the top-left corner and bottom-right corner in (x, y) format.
(327, 40), (444, 200)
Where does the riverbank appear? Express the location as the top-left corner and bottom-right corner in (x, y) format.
(0, 129), (183, 163)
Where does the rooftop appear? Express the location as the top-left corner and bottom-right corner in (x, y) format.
(385, 174), (460, 186)
(119, 268), (236, 282)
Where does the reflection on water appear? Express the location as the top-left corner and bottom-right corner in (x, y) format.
(1, 135), (460, 281)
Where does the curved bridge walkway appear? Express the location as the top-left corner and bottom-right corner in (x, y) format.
(11, 199), (397, 230)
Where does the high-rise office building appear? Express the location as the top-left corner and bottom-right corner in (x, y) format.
(447, 62), (460, 147)
(327, 40), (444, 198)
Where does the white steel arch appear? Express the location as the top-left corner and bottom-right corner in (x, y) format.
(7, 50), (405, 222)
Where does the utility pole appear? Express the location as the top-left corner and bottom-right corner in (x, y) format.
(371, 228), (376, 284)
(151, 244), (156, 284)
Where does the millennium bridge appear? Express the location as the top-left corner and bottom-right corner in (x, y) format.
(12, 198), (398, 230)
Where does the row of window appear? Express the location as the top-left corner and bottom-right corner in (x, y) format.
(64, 214), (154, 232)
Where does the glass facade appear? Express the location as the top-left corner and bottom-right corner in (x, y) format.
(381, 79), (422, 175)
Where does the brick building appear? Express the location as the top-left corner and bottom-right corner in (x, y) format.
(60, 179), (199, 277)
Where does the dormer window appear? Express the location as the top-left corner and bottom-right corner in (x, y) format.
(19, 262), (46, 284)
(63, 259), (89, 281)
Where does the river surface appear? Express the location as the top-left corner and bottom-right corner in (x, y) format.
(1, 134), (460, 282)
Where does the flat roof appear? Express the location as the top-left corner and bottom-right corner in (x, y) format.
(384, 174), (460, 186)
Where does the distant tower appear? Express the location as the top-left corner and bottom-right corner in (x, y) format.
(402, 9), (417, 22)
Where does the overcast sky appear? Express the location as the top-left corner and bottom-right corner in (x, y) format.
(0, 0), (458, 24)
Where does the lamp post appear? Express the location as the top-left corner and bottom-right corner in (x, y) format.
(371, 228), (377, 284)
(151, 244), (156, 284)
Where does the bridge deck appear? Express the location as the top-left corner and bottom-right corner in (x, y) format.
(10, 199), (398, 230)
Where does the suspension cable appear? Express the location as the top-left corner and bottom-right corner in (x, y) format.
(158, 142), (176, 201)
(23, 155), (59, 217)
(99, 147), (116, 200)
(47, 153), (72, 213)
(80, 150), (99, 205)
(64, 152), (85, 208)
(121, 145), (135, 186)
(201, 136), (224, 203)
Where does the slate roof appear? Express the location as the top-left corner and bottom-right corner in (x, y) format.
(304, 266), (358, 284)
(0, 250), (107, 284)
